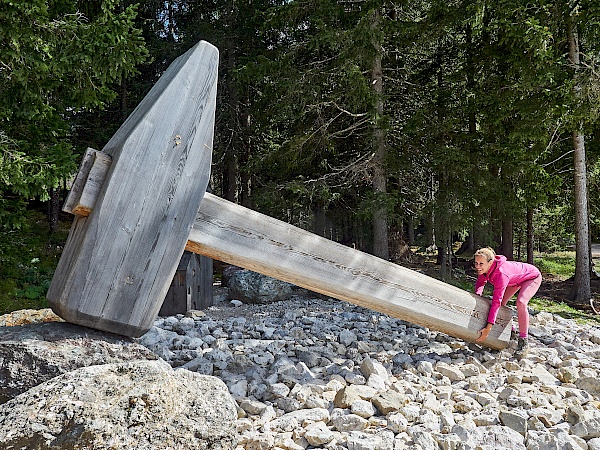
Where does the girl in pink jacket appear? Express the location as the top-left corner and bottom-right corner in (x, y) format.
(473, 247), (542, 358)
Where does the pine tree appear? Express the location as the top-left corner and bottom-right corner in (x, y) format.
(0, 0), (149, 229)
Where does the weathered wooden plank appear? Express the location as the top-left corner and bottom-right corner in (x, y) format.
(62, 148), (95, 215)
(186, 193), (512, 349)
(63, 148), (111, 216)
(159, 252), (214, 316)
(47, 41), (219, 337)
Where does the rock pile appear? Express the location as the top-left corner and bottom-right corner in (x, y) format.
(137, 295), (600, 450)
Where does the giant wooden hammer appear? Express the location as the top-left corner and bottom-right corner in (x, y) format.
(47, 41), (512, 349)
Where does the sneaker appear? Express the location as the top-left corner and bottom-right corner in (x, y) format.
(515, 337), (529, 359)
(510, 328), (518, 341)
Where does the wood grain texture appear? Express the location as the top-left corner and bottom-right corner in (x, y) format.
(187, 193), (512, 349)
(159, 252), (213, 316)
(47, 41), (219, 337)
(63, 148), (111, 216)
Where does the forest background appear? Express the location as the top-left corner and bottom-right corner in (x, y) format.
(1, 0), (599, 315)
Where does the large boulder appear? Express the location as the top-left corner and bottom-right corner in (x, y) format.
(0, 359), (238, 449)
(228, 269), (294, 304)
(0, 321), (158, 404)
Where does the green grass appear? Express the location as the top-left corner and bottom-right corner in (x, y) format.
(534, 251), (576, 279)
(529, 297), (600, 325)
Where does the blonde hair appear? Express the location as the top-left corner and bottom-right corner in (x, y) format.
(474, 247), (495, 262)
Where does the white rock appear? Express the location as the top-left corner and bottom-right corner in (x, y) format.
(346, 372), (366, 385)
(347, 430), (395, 450)
(304, 421), (335, 446)
(339, 329), (358, 347)
(387, 413), (409, 433)
(422, 392), (443, 413)
(588, 437), (600, 450)
(240, 431), (275, 450)
(268, 416), (299, 433)
(499, 409), (528, 435)
(433, 432), (463, 450)
(528, 365), (560, 386)
(240, 398), (268, 415)
(469, 425), (526, 449)
(410, 428), (439, 450)
(351, 399), (376, 418)
(436, 362), (465, 381)
(269, 382), (291, 398)
(417, 409), (441, 431)
(229, 379), (249, 397)
(331, 409), (369, 432)
(417, 360), (434, 375)
(527, 429), (585, 450)
(274, 436), (305, 450)
(367, 374), (387, 391)
(572, 417), (600, 439)
(460, 364), (481, 377)
(282, 407), (330, 425)
(360, 358), (389, 382)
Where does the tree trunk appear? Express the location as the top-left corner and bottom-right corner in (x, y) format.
(240, 81), (253, 207)
(466, 24), (477, 137)
(225, 75), (239, 203)
(490, 206), (502, 253)
(371, 8), (388, 260)
(437, 244), (447, 280)
(407, 215), (415, 246)
(567, 19), (592, 303)
(456, 230), (475, 255)
(223, 4), (240, 203)
(313, 205), (327, 237)
(526, 208), (535, 265)
(424, 208), (435, 249)
(240, 107), (252, 209)
(437, 231), (452, 282)
(501, 219), (514, 260)
(47, 187), (60, 236)
(223, 151), (238, 202)
(570, 127), (592, 301)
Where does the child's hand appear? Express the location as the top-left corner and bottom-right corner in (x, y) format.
(476, 326), (491, 342)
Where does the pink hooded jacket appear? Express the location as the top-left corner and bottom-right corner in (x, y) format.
(475, 255), (541, 324)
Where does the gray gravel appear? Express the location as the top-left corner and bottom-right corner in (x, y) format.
(136, 289), (600, 450)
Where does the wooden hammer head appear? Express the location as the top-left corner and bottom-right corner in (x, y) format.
(47, 41), (219, 337)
